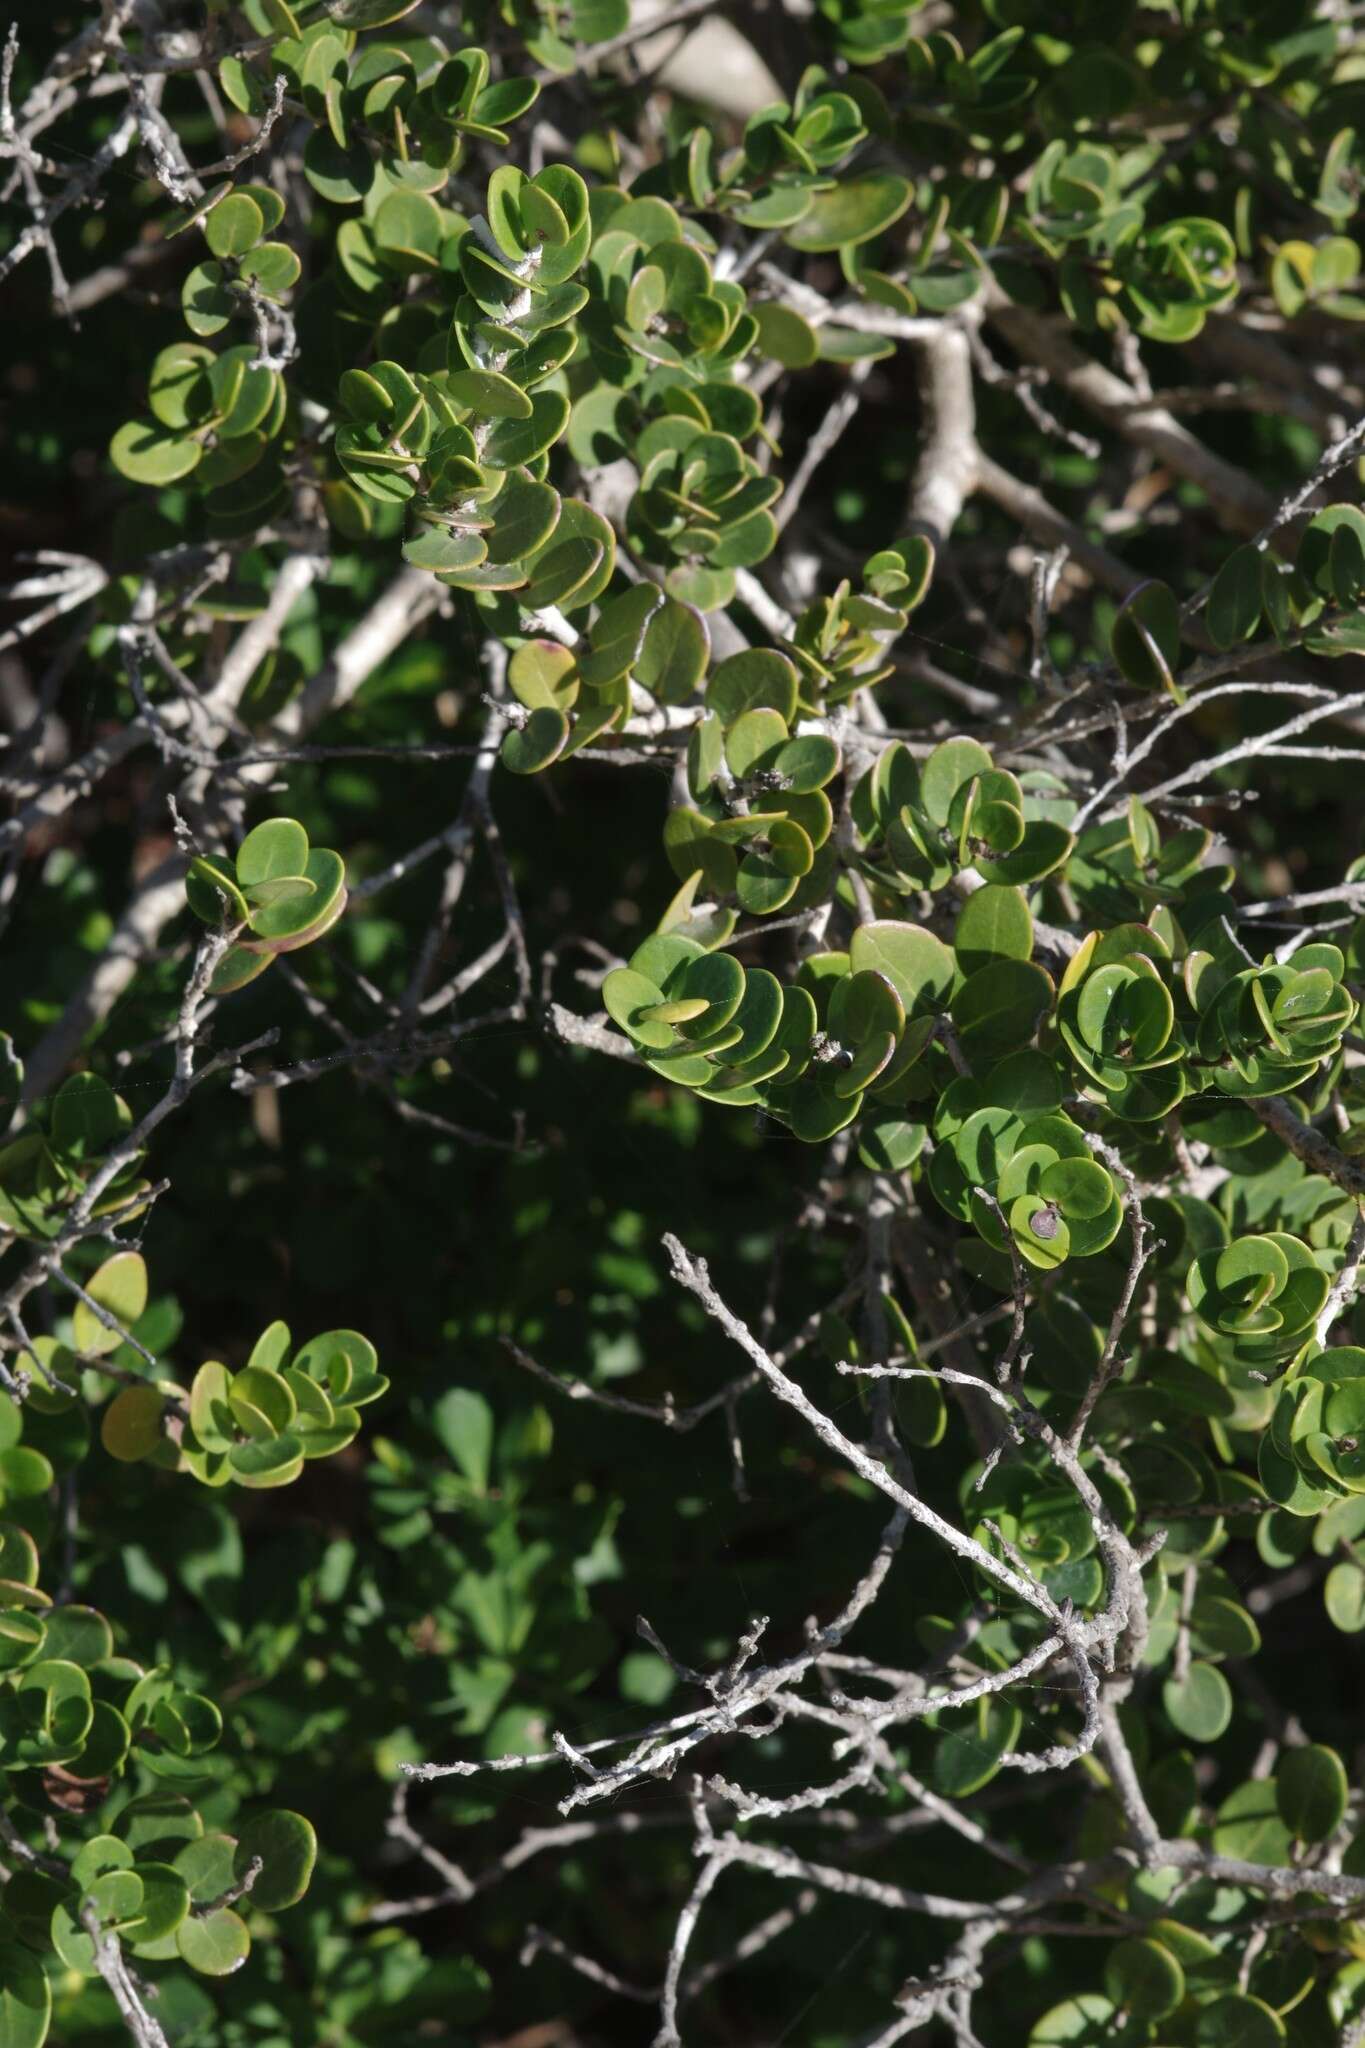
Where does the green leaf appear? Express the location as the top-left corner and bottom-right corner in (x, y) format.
(784, 174), (913, 252)
(469, 77), (540, 129)
(785, 1071), (862, 1142)
(50, 1073), (122, 1156)
(446, 369), (534, 420)
(182, 261), (236, 338)
(233, 1809), (316, 1910)
(373, 189), (443, 270)
(522, 535), (604, 610)
(0, 1657), (92, 1764)
(249, 846), (345, 943)
(176, 1907), (250, 1975)
(228, 1435), (304, 1485)
(1219, 1785), (1293, 1867)
(403, 527), (489, 574)
(1162, 1660), (1232, 1741)
(930, 1696), (1021, 1797)
(100, 1385), (165, 1463)
(501, 707), (570, 775)
(849, 921), (955, 1015)
(753, 302), (819, 367)
(635, 600), (709, 705)
(1207, 545), (1262, 649)
(0, 1944), (51, 2048)
(1103, 1935), (1184, 2021)
(175, 1835), (239, 1906)
(602, 967), (671, 1049)
(509, 640), (578, 711)
(523, 499), (613, 610)
(1275, 1742), (1348, 1841)
(773, 735), (839, 793)
(828, 968), (903, 1046)
(238, 241), (300, 297)
(219, 54), (268, 117)
(205, 191), (264, 259)
(577, 585), (662, 689)
(148, 343), (215, 430)
(706, 649), (799, 726)
(482, 389), (572, 469)
(73, 1252), (148, 1357)
(675, 951), (746, 1040)
(187, 851), (248, 933)
(1325, 1559), (1365, 1630)
(236, 818), (308, 887)
(432, 1388), (494, 1492)
(246, 1320), (291, 1375)
(1028, 1996), (1119, 2047)
(1189, 1593), (1260, 1659)
(953, 960), (1053, 1062)
(1195, 1994), (1285, 2048)
(229, 1364), (296, 1438)
(954, 885), (1033, 972)
(920, 738), (994, 826)
(1111, 580), (1182, 693)
(125, 1863), (191, 1943)
(40, 1607), (112, 1668)
(109, 420), (202, 485)
(858, 1112), (926, 1172)
(619, 1652), (673, 1705)
(975, 821), (1073, 886)
(53, 1868), (144, 1969)
(486, 474), (561, 566)
(71, 1838), (133, 1888)
(486, 164), (527, 261)
(1298, 504), (1365, 602)
(190, 1361), (234, 1453)
(326, 0), (423, 20)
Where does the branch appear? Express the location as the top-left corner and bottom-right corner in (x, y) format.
(80, 1902), (170, 2048)
(1250, 1095), (1365, 1198)
(981, 280), (1277, 533)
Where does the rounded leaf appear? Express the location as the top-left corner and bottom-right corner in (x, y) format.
(1275, 1742), (1348, 1842)
(124, 1863), (191, 1943)
(446, 368), (533, 420)
(234, 1809), (316, 1910)
(1162, 1660), (1232, 1742)
(930, 1697), (1021, 1798)
(849, 921), (954, 1015)
(920, 737), (993, 826)
(753, 302), (819, 367)
(1103, 1935), (1184, 2020)
(784, 173), (913, 253)
(502, 707), (570, 776)
(100, 1385), (165, 1463)
(1028, 1997), (1118, 2047)
(954, 885), (1033, 973)
(236, 818), (308, 888)
(176, 1906), (249, 1975)
(109, 420), (201, 485)
(953, 961), (1053, 1062)
(707, 649), (799, 726)
(1325, 1559), (1365, 1631)
(1195, 1994), (1285, 2048)
(73, 1252), (148, 1357)
(205, 191), (264, 259)
(0, 1944), (51, 2048)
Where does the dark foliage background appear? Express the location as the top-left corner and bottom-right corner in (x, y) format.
(7, 2), (1365, 2044)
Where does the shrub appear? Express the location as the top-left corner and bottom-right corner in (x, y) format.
(5, 0), (1365, 2043)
